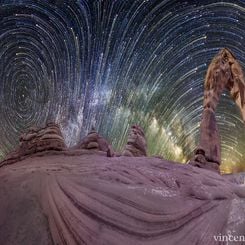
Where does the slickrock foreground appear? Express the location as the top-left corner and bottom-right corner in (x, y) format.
(0, 153), (245, 245)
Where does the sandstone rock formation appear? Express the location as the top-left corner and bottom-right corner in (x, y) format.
(76, 128), (114, 156)
(190, 48), (245, 172)
(0, 122), (66, 166)
(123, 125), (147, 157)
(0, 154), (244, 245)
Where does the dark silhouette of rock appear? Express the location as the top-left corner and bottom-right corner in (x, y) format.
(123, 125), (147, 157)
(0, 122), (66, 166)
(0, 154), (244, 245)
(191, 48), (245, 172)
(76, 128), (114, 155)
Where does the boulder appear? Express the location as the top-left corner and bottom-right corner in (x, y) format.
(77, 128), (114, 155)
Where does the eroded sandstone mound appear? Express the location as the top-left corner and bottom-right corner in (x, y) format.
(75, 128), (114, 156)
(0, 122), (66, 166)
(123, 125), (147, 157)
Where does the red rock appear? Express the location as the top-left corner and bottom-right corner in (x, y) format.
(198, 108), (221, 164)
(87, 141), (99, 149)
(192, 48), (245, 172)
(107, 145), (115, 157)
(123, 125), (147, 157)
(76, 128), (114, 154)
(0, 122), (66, 166)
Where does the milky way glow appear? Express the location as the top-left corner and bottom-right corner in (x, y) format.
(0, 0), (244, 173)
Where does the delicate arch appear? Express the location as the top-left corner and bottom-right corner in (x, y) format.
(204, 48), (245, 119)
(190, 48), (245, 172)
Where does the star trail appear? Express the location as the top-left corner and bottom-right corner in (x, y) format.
(0, 0), (244, 173)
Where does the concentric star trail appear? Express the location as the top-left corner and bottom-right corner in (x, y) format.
(0, 0), (244, 173)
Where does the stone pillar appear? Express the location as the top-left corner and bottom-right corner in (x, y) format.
(199, 108), (221, 164)
(123, 125), (147, 157)
(192, 53), (225, 171)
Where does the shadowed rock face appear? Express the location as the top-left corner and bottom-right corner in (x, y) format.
(0, 154), (244, 245)
(0, 122), (66, 166)
(123, 125), (147, 157)
(191, 49), (245, 172)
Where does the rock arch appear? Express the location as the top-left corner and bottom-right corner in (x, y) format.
(191, 48), (245, 172)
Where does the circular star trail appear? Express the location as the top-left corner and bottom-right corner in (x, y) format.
(0, 0), (244, 173)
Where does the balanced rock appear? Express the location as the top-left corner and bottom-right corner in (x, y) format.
(77, 128), (114, 156)
(123, 125), (147, 157)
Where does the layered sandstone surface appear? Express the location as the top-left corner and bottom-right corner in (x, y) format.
(0, 153), (244, 245)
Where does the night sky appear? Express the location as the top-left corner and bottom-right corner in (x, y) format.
(0, 0), (244, 173)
